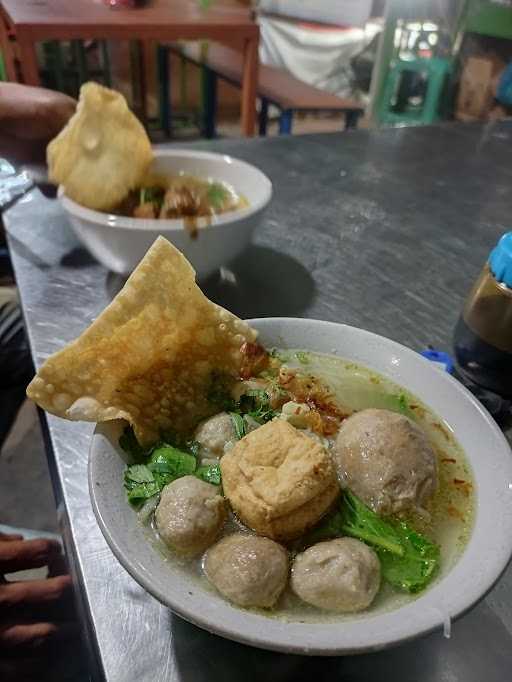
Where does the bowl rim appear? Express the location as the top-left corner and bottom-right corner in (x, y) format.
(88, 317), (512, 655)
(58, 149), (273, 232)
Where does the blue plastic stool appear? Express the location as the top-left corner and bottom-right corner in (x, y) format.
(496, 62), (512, 107)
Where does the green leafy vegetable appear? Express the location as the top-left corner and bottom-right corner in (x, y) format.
(230, 412), (246, 440)
(139, 186), (165, 210)
(207, 381), (270, 421)
(378, 521), (440, 593)
(175, 438), (200, 459)
(304, 509), (345, 545)
(341, 491), (405, 555)
(398, 393), (409, 414)
(186, 440), (201, 458)
(124, 464), (154, 486)
(295, 351), (310, 365)
(373, 392), (415, 420)
(342, 491), (439, 592)
(207, 182), (228, 210)
(396, 392), (415, 420)
(402, 396), (416, 420)
(124, 464), (160, 506)
(123, 442), (198, 507)
(307, 491), (440, 593)
(207, 370), (237, 411)
(195, 463), (222, 485)
(239, 389), (279, 425)
(148, 446), (196, 486)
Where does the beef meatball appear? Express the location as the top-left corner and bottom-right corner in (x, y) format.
(291, 538), (380, 612)
(194, 412), (236, 458)
(204, 534), (289, 608)
(155, 476), (226, 556)
(333, 408), (437, 515)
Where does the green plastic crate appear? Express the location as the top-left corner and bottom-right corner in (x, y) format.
(379, 57), (453, 125)
(465, 1), (512, 40)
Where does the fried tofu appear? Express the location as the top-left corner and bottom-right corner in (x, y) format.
(221, 420), (339, 541)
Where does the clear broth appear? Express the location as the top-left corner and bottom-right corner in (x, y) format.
(143, 351), (475, 622)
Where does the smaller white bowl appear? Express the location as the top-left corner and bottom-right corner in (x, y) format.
(59, 150), (273, 278)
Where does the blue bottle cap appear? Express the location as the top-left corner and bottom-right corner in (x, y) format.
(489, 232), (512, 288)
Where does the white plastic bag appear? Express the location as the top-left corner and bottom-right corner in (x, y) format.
(258, 0), (372, 28)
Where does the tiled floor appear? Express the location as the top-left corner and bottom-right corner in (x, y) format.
(0, 283), (57, 532)
(0, 399), (58, 533)
(217, 112), (356, 137)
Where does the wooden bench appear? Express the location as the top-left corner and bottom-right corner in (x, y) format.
(157, 43), (364, 137)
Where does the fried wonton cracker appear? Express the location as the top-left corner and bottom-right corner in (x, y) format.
(26, 237), (257, 446)
(47, 82), (153, 211)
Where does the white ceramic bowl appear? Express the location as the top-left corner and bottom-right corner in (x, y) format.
(89, 318), (512, 655)
(59, 150), (272, 278)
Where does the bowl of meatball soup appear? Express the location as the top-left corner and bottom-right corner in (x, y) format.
(89, 318), (512, 654)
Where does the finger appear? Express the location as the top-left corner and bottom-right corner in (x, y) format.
(0, 539), (61, 574)
(0, 575), (71, 609)
(0, 620), (78, 650)
(0, 533), (24, 542)
(47, 553), (68, 577)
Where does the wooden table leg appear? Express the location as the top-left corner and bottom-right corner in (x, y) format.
(0, 16), (18, 81)
(241, 36), (258, 137)
(17, 32), (41, 86)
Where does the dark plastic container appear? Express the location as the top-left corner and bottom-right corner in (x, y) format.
(454, 233), (512, 398)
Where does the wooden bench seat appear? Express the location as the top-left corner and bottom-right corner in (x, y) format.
(157, 42), (364, 137)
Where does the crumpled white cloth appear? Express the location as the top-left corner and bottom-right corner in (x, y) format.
(258, 14), (381, 98)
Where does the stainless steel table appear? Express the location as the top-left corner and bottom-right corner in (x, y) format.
(5, 123), (512, 681)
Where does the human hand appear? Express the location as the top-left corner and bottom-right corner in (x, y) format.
(0, 83), (76, 141)
(0, 83), (76, 165)
(0, 531), (77, 679)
